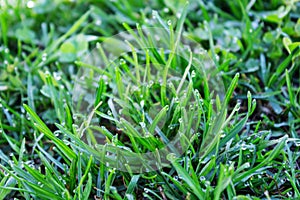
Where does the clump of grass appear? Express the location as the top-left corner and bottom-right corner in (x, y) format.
(0, 0), (299, 199)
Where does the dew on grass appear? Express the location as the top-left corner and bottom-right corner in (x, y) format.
(154, 34), (160, 41)
(27, 1), (35, 8)
(287, 191), (293, 197)
(166, 153), (177, 161)
(140, 100), (144, 108)
(200, 176), (206, 182)
(205, 181), (210, 186)
(119, 58), (126, 65)
(168, 124), (174, 130)
(176, 12), (182, 18)
(189, 104), (194, 111)
(95, 19), (102, 26)
(191, 70), (196, 78)
(178, 118), (183, 123)
(167, 20), (172, 26)
(144, 132), (151, 137)
(140, 122), (146, 128)
(42, 53), (47, 61)
(152, 11), (157, 19)
(54, 72), (62, 81)
(4, 171), (9, 176)
(147, 80), (154, 87)
(257, 175), (262, 178)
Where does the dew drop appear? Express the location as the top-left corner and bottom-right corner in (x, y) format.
(42, 53), (47, 61)
(200, 176), (205, 182)
(167, 20), (172, 26)
(54, 72), (62, 81)
(27, 1), (35, 8)
(191, 70), (196, 78)
(140, 100), (144, 108)
(119, 59), (126, 65)
(140, 122), (146, 128)
(152, 11), (157, 19)
(168, 125), (174, 130)
(178, 118), (183, 123)
(287, 191), (293, 197)
(95, 19), (102, 26)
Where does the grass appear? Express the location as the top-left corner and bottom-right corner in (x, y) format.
(0, 0), (300, 199)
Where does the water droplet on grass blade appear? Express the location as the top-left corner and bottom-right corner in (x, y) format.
(54, 72), (62, 81)
(27, 1), (35, 8)
(191, 70), (196, 78)
(200, 176), (206, 182)
(152, 10), (157, 18)
(140, 100), (144, 108)
(176, 12), (182, 18)
(167, 20), (172, 26)
(140, 122), (146, 128)
(42, 53), (47, 61)
(95, 19), (102, 26)
(166, 153), (177, 161)
(119, 58), (126, 65)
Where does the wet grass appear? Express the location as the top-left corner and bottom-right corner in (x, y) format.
(0, 0), (300, 199)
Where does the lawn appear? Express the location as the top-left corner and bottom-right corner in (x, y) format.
(0, 0), (300, 199)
